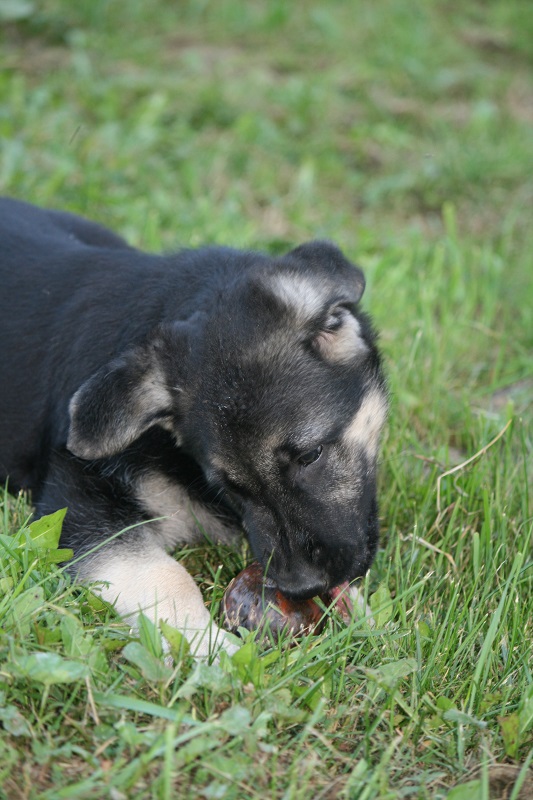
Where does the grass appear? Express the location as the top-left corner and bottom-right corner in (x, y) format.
(0, 0), (532, 797)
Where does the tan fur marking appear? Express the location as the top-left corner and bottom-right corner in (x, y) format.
(269, 272), (327, 322)
(314, 313), (367, 364)
(82, 545), (237, 658)
(136, 472), (239, 550)
(344, 389), (387, 458)
(68, 362), (173, 460)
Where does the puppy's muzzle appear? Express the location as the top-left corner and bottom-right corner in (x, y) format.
(273, 567), (329, 602)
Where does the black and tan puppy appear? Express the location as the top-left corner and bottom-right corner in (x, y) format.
(0, 198), (387, 656)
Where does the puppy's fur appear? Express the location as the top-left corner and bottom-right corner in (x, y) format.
(0, 198), (387, 656)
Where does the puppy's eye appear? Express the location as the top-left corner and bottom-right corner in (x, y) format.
(298, 445), (323, 466)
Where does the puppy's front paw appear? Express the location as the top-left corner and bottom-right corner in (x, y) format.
(84, 547), (239, 660)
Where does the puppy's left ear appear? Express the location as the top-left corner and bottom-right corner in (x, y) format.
(288, 241), (366, 305)
(286, 241), (368, 364)
(67, 324), (190, 460)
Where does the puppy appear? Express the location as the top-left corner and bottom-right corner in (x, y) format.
(0, 198), (387, 656)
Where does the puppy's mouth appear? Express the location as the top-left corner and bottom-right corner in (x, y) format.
(266, 575), (359, 622)
(223, 564), (370, 637)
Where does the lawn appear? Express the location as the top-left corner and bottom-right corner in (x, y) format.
(0, 1), (532, 798)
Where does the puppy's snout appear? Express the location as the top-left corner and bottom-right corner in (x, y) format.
(309, 542), (324, 563)
(268, 561), (328, 601)
(280, 577), (328, 602)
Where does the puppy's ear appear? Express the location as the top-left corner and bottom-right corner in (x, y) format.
(67, 325), (189, 460)
(311, 303), (367, 364)
(275, 241), (368, 364)
(288, 241), (366, 305)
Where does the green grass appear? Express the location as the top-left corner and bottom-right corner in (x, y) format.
(1, 0), (532, 797)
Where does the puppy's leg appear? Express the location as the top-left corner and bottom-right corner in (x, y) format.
(38, 453), (237, 659)
(78, 541), (237, 659)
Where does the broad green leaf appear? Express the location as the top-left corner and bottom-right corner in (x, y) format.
(26, 509), (67, 551)
(0, 705), (31, 737)
(366, 657), (418, 689)
(292, 681), (324, 712)
(230, 639), (260, 684)
(100, 638), (128, 653)
(159, 619), (190, 660)
(348, 758), (369, 788)
(117, 720), (151, 747)
(83, 591), (114, 613)
(0, 533), (20, 550)
(61, 615), (94, 658)
(369, 584), (393, 627)
(261, 688), (307, 724)
(8, 652), (90, 684)
(418, 619), (432, 639)
(122, 641), (172, 683)
(230, 639), (279, 686)
(43, 548), (73, 564)
(230, 639), (256, 667)
(498, 712), (520, 758)
(0, 0), (35, 22)
(34, 623), (62, 646)
(176, 661), (231, 700)
(8, 586), (45, 635)
(215, 705), (252, 735)
(446, 780), (482, 800)
(202, 781), (230, 800)
(436, 696), (456, 713)
(251, 710), (272, 739)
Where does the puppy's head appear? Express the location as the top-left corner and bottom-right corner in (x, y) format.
(68, 241), (387, 600)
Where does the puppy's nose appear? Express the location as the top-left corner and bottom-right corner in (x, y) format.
(276, 573), (327, 602)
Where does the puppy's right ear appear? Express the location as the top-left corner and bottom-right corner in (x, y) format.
(67, 324), (190, 460)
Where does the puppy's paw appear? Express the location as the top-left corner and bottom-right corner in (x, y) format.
(83, 546), (238, 660)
